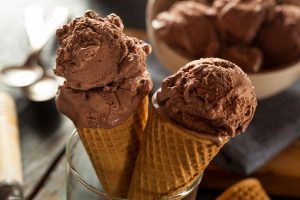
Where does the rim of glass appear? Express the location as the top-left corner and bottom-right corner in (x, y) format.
(66, 129), (203, 199)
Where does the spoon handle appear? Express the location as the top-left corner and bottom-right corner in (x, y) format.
(0, 92), (23, 199)
(39, 7), (69, 51)
(23, 6), (68, 53)
(23, 5), (45, 52)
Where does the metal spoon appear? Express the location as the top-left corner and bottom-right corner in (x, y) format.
(0, 6), (68, 89)
(22, 7), (68, 102)
(0, 54), (44, 88)
(0, 6), (45, 87)
(22, 68), (64, 102)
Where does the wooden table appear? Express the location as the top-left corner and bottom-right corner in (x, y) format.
(201, 139), (300, 198)
(1, 0), (300, 200)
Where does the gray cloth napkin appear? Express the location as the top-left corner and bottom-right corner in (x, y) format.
(147, 52), (300, 175)
(214, 79), (300, 174)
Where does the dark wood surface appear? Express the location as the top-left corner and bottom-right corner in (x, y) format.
(0, 0), (299, 200)
(202, 140), (300, 197)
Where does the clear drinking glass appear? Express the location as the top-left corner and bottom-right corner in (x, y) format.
(66, 130), (202, 200)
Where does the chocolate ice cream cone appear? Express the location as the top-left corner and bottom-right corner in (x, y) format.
(128, 107), (229, 200)
(54, 11), (153, 198)
(216, 178), (270, 200)
(78, 97), (148, 198)
(128, 58), (257, 200)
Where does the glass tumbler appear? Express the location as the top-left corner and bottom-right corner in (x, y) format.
(66, 130), (202, 200)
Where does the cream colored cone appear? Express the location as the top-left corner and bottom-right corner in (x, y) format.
(128, 107), (229, 200)
(216, 178), (270, 200)
(78, 97), (148, 198)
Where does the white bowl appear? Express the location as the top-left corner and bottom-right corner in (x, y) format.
(146, 0), (300, 100)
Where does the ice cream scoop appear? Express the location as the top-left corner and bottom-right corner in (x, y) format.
(277, 0), (300, 7)
(55, 11), (151, 91)
(213, 0), (276, 44)
(156, 58), (257, 137)
(257, 4), (300, 67)
(152, 1), (219, 58)
(56, 71), (151, 128)
(220, 46), (263, 73)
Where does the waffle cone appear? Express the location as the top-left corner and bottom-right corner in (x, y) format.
(77, 97), (148, 198)
(128, 107), (229, 200)
(216, 178), (270, 200)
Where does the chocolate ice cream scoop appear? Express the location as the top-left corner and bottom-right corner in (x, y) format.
(221, 46), (263, 73)
(54, 11), (151, 90)
(153, 1), (219, 58)
(214, 0), (276, 44)
(257, 5), (300, 66)
(55, 11), (153, 128)
(56, 71), (151, 128)
(156, 58), (257, 137)
(277, 0), (300, 7)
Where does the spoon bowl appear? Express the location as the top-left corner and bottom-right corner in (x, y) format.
(0, 5), (68, 89)
(22, 69), (60, 102)
(0, 5), (68, 101)
(0, 63), (43, 87)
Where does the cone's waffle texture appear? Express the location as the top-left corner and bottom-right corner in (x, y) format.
(128, 107), (229, 200)
(78, 97), (148, 198)
(216, 178), (270, 200)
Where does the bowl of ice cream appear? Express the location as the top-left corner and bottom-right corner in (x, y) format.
(146, 0), (300, 99)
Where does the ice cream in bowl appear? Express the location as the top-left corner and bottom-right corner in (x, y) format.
(146, 0), (300, 99)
